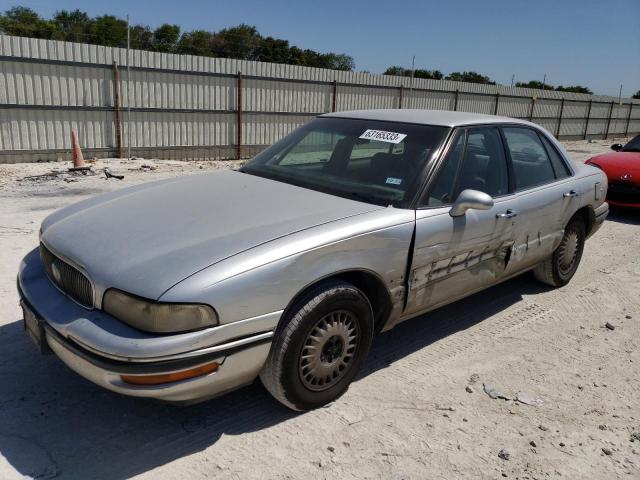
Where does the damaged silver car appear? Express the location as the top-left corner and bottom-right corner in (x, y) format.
(18, 110), (608, 411)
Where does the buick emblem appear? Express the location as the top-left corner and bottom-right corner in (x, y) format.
(51, 262), (62, 283)
(621, 173), (633, 181)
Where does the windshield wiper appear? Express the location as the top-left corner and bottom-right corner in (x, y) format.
(622, 148), (640, 152)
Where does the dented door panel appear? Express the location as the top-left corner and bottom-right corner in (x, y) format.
(504, 178), (575, 274)
(405, 196), (519, 315)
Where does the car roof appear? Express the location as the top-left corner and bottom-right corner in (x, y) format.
(320, 109), (537, 128)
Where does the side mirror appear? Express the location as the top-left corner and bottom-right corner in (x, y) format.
(449, 189), (494, 217)
(611, 144), (623, 151)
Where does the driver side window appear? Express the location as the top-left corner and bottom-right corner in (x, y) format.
(425, 127), (508, 207)
(425, 131), (465, 206)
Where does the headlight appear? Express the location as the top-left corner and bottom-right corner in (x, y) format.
(102, 289), (218, 333)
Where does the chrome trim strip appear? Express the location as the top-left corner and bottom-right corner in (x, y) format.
(70, 330), (275, 363)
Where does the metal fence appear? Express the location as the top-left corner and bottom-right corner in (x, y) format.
(1, 35), (639, 164)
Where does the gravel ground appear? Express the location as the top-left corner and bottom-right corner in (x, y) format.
(0, 138), (638, 480)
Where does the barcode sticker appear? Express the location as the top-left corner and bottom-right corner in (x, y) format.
(359, 129), (407, 144)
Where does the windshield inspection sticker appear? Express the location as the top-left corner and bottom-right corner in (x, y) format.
(385, 177), (403, 185)
(359, 129), (407, 144)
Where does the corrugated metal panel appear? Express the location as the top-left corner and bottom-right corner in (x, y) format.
(587, 119), (607, 135)
(457, 93), (495, 115)
(0, 107), (112, 149)
(498, 97), (532, 118)
(1, 34), (639, 163)
(243, 78), (330, 113)
(559, 118), (586, 137)
(338, 85), (398, 111)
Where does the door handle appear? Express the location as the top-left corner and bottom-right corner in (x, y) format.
(563, 190), (579, 198)
(496, 209), (518, 219)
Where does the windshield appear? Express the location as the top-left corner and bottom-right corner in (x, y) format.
(241, 117), (449, 207)
(622, 135), (640, 152)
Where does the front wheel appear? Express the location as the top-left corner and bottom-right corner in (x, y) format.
(260, 280), (374, 411)
(533, 217), (586, 287)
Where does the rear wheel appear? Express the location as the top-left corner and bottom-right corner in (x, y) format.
(260, 280), (374, 411)
(533, 217), (586, 287)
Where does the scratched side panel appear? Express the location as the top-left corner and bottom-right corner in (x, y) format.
(404, 197), (519, 318)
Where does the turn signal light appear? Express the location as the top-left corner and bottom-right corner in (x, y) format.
(120, 361), (219, 386)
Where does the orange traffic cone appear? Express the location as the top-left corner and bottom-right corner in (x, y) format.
(70, 129), (86, 169)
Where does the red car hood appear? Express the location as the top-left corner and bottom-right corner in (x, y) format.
(587, 152), (640, 181)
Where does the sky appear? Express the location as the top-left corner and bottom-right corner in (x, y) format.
(2, 0), (639, 97)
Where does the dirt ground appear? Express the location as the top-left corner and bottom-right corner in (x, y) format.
(0, 138), (638, 480)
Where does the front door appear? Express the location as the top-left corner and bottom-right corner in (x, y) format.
(405, 127), (519, 316)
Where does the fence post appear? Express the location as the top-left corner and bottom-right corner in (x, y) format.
(604, 101), (614, 140)
(453, 89), (459, 111)
(332, 80), (337, 112)
(493, 92), (500, 115)
(112, 61), (123, 158)
(555, 98), (565, 138)
(528, 96), (536, 122)
(399, 84), (403, 109)
(583, 100), (592, 140)
(236, 71), (242, 160)
(624, 103), (633, 136)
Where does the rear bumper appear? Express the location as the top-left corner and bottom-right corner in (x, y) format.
(588, 202), (609, 238)
(18, 248), (279, 403)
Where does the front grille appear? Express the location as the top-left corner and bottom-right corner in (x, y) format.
(40, 243), (94, 308)
(608, 182), (640, 204)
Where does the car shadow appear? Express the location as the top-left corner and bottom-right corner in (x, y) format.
(0, 272), (544, 479)
(605, 206), (640, 225)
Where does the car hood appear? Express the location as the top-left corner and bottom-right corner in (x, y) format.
(587, 152), (640, 175)
(40, 170), (383, 301)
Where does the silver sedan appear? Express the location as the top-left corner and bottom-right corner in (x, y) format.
(18, 110), (608, 411)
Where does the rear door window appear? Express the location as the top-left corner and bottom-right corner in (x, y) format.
(502, 127), (557, 190)
(539, 134), (572, 179)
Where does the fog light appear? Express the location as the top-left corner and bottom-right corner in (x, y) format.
(120, 361), (219, 386)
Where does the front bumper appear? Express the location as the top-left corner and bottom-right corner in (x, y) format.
(606, 198), (640, 209)
(18, 248), (280, 403)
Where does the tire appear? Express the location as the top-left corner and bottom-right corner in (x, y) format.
(260, 279), (374, 411)
(533, 216), (586, 287)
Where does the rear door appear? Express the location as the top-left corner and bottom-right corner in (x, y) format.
(404, 126), (519, 316)
(500, 126), (576, 274)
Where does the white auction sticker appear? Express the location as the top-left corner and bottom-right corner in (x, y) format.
(359, 129), (407, 144)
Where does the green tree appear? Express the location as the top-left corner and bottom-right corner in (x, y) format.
(256, 36), (291, 64)
(0, 8), (356, 71)
(323, 53), (355, 71)
(555, 85), (593, 94)
(51, 9), (90, 42)
(210, 24), (261, 59)
(130, 25), (154, 51)
(153, 24), (180, 52)
(515, 80), (554, 90)
(633, 90), (640, 100)
(88, 15), (128, 47)
(384, 66), (442, 80)
(0, 6), (53, 38)
(177, 30), (213, 56)
(446, 71), (495, 85)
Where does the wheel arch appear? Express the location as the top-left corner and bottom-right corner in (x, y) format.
(278, 269), (393, 336)
(570, 205), (596, 238)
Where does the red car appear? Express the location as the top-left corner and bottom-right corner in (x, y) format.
(586, 134), (640, 208)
